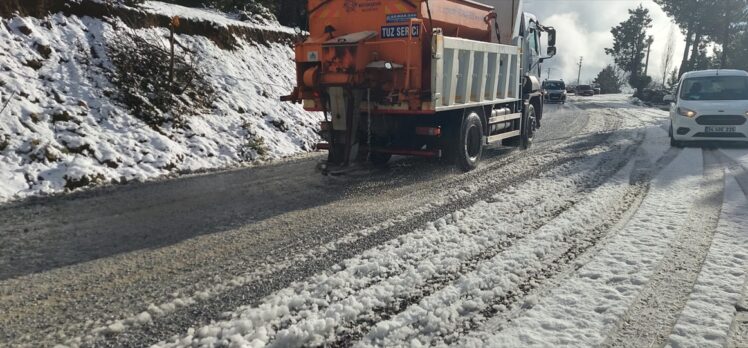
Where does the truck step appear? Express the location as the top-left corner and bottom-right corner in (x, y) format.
(487, 130), (521, 143)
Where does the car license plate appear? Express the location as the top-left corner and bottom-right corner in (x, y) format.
(705, 126), (736, 133)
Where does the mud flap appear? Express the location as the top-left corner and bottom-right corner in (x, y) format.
(328, 87), (362, 165)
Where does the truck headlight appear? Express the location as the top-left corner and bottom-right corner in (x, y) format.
(677, 107), (697, 118)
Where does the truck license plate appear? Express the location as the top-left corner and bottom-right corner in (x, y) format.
(705, 126), (736, 133)
(381, 25), (420, 39)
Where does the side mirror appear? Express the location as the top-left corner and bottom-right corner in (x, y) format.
(546, 46), (557, 57)
(547, 28), (556, 47)
(663, 94), (675, 102)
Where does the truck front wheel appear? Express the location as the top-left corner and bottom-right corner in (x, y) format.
(456, 112), (483, 172)
(520, 104), (536, 149)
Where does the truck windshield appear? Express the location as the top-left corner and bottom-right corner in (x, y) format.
(544, 81), (565, 90)
(680, 76), (748, 101)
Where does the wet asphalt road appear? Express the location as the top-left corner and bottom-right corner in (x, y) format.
(0, 102), (610, 347)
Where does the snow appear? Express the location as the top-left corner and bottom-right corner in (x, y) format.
(146, 95), (748, 348)
(0, 6), (321, 203)
(468, 147), (705, 347)
(2, 15), (746, 343)
(667, 174), (748, 348)
(151, 112), (651, 347)
(139, 1), (294, 33)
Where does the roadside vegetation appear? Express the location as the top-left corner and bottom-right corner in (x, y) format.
(600, 0), (748, 104)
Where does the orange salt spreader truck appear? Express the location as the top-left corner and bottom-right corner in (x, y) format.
(281, 0), (557, 172)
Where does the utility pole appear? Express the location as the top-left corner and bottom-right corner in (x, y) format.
(547, 67), (551, 80)
(576, 56), (583, 85)
(644, 36), (654, 77)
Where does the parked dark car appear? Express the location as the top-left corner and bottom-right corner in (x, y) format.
(543, 80), (567, 104)
(576, 85), (595, 96)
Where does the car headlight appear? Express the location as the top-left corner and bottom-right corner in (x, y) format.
(677, 107), (697, 118)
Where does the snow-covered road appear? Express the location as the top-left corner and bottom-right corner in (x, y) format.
(1, 95), (747, 348)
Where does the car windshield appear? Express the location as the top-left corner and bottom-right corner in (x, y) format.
(544, 81), (565, 89)
(680, 76), (748, 100)
(579, 85), (592, 90)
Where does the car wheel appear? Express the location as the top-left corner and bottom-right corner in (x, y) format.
(670, 137), (684, 148)
(669, 125), (684, 148)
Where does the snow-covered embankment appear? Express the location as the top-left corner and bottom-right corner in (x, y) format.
(0, 0), (321, 203)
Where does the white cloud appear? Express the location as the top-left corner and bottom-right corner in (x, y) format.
(521, 0), (685, 84)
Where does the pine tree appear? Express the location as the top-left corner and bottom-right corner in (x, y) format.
(593, 65), (623, 94)
(604, 5), (653, 96)
(666, 69), (679, 92)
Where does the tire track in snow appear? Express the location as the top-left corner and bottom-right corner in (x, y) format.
(602, 149), (725, 348)
(271, 147), (632, 347)
(322, 127), (645, 347)
(728, 281), (748, 348)
(717, 150), (748, 198)
(460, 146), (706, 347)
(534, 103), (592, 146)
(583, 102), (669, 134)
(87, 107), (622, 347)
(359, 145), (682, 347)
(715, 151), (748, 348)
(150, 119), (636, 348)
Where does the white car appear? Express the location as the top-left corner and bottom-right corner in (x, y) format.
(665, 69), (748, 147)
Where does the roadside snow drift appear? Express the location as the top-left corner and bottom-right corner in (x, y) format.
(0, 3), (321, 203)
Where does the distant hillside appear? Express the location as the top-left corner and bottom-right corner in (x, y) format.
(0, 0), (321, 202)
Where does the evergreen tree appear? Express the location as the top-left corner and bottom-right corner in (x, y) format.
(726, 29), (748, 71)
(604, 5), (653, 96)
(593, 65), (623, 94)
(666, 69), (679, 92)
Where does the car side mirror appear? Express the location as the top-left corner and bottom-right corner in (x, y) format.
(663, 94), (675, 102)
(546, 46), (557, 57)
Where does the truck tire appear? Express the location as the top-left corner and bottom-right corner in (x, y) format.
(369, 152), (392, 166)
(520, 104), (536, 149)
(456, 112), (483, 172)
(327, 132), (346, 164)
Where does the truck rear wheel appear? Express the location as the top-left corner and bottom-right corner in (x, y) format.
(327, 132), (346, 165)
(456, 112), (483, 172)
(369, 152), (392, 166)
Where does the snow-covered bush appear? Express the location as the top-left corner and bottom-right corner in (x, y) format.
(108, 29), (214, 128)
(235, 3), (276, 26)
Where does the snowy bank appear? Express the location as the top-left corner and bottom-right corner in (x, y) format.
(0, 1), (321, 203)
